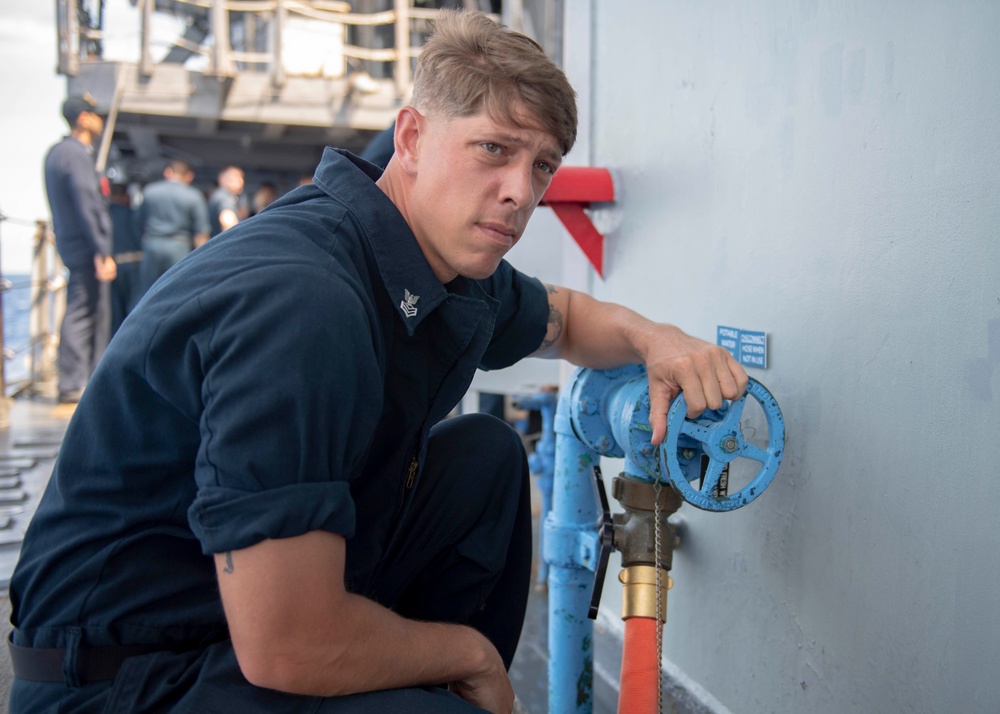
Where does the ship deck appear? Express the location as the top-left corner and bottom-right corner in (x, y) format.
(0, 396), (75, 710)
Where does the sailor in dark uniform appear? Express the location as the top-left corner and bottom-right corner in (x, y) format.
(42, 93), (117, 403)
(9, 13), (745, 713)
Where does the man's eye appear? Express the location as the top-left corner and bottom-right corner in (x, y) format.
(482, 143), (503, 154)
(535, 161), (556, 175)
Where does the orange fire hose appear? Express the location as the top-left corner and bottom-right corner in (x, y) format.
(618, 615), (660, 713)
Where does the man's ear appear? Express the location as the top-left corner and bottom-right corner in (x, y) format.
(393, 106), (423, 175)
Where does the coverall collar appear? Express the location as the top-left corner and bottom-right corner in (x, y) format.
(313, 147), (454, 336)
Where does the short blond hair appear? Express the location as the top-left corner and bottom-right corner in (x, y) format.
(411, 10), (578, 156)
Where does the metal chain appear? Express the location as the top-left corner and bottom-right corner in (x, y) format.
(653, 476), (664, 714)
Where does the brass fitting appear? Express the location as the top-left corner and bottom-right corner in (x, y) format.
(619, 565), (673, 622)
(611, 475), (682, 569)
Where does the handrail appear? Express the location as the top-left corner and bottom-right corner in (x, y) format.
(165, 35), (209, 58)
(171, 0), (351, 12)
(0, 225), (6, 426)
(60, 0), (502, 102)
(28, 221), (65, 401)
(168, 0), (397, 26)
(95, 66), (129, 175)
(0, 216), (65, 409)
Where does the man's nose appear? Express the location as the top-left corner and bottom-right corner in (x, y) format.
(501, 162), (536, 209)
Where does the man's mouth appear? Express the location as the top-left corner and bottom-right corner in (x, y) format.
(478, 221), (517, 246)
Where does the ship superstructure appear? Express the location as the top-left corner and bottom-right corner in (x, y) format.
(57, 0), (564, 188)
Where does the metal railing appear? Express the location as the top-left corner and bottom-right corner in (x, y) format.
(57, 0), (505, 97)
(0, 216), (66, 424)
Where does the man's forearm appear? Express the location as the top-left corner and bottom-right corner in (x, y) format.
(217, 533), (511, 709)
(533, 284), (747, 439)
(533, 284), (660, 368)
(246, 590), (499, 696)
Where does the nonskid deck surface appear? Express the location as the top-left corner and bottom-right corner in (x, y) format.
(0, 397), (73, 709)
(0, 398), (71, 590)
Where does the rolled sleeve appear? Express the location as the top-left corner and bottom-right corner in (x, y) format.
(188, 482), (356, 554)
(159, 255), (383, 557)
(479, 261), (550, 370)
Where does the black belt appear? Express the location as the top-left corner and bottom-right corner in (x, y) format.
(144, 234), (191, 242)
(113, 250), (143, 264)
(7, 632), (201, 683)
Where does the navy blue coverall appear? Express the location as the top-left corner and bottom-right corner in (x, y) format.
(137, 177), (211, 298)
(43, 135), (113, 398)
(10, 148), (549, 712)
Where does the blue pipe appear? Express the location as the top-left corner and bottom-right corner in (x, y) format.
(544, 378), (600, 713)
(545, 365), (657, 713)
(545, 366), (783, 712)
(604, 371), (659, 482)
(517, 391), (557, 589)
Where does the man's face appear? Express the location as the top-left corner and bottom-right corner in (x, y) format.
(80, 111), (104, 136)
(406, 107), (562, 282)
(222, 169), (245, 195)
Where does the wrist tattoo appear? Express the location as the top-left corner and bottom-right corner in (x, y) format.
(223, 551), (234, 574)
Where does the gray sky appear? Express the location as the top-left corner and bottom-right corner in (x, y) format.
(0, 1), (167, 273)
(0, 0), (66, 273)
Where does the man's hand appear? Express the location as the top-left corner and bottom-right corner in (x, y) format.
(218, 208), (239, 233)
(447, 629), (515, 714)
(644, 325), (747, 445)
(531, 285), (747, 445)
(94, 254), (117, 282)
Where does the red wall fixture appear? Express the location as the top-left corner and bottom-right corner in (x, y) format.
(540, 167), (615, 277)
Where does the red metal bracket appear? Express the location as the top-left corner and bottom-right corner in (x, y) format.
(541, 167), (615, 277)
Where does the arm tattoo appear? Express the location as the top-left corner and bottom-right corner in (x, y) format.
(539, 284), (564, 351)
(223, 551), (234, 574)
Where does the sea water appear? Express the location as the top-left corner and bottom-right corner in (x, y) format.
(2, 273), (34, 390)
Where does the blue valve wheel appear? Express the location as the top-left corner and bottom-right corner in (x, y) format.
(660, 378), (785, 511)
